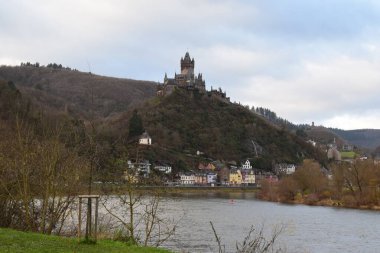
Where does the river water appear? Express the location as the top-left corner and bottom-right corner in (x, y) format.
(156, 192), (380, 253)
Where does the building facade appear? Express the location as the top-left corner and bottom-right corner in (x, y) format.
(139, 131), (152, 145)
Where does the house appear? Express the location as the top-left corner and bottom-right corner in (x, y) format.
(275, 163), (296, 175)
(127, 160), (151, 177)
(206, 172), (217, 185)
(194, 173), (207, 185)
(196, 150), (204, 156)
(342, 144), (354, 152)
(307, 140), (316, 147)
(229, 169), (242, 185)
(153, 162), (172, 174)
(179, 173), (195, 185)
(217, 167), (230, 185)
(124, 160), (151, 180)
(139, 131), (152, 145)
(138, 160), (151, 175)
(241, 169), (255, 185)
(241, 160), (252, 170)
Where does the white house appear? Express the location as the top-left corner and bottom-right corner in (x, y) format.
(275, 163), (296, 175)
(307, 140), (316, 147)
(154, 163), (172, 174)
(139, 131), (152, 145)
(180, 173), (195, 185)
(241, 160), (252, 170)
(127, 160), (151, 176)
(206, 173), (217, 185)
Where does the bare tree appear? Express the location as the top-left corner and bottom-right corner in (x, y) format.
(332, 160), (380, 206)
(210, 221), (286, 253)
(101, 169), (178, 246)
(0, 115), (88, 234)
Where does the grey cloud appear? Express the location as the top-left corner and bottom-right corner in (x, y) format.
(1, 0), (380, 129)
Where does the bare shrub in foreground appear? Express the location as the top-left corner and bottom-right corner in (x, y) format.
(210, 221), (286, 253)
(101, 170), (179, 247)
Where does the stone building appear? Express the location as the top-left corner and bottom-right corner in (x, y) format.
(158, 52), (206, 96)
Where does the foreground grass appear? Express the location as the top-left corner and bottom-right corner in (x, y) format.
(0, 228), (171, 253)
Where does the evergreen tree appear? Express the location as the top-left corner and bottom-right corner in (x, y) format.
(128, 109), (144, 138)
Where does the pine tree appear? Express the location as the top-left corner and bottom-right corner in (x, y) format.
(128, 109), (144, 138)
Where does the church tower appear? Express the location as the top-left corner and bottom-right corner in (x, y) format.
(180, 52), (194, 76)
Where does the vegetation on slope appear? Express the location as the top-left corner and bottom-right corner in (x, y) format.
(0, 79), (91, 233)
(259, 159), (380, 209)
(330, 128), (380, 150)
(115, 88), (326, 170)
(0, 65), (157, 119)
(303, 126), (346, 146)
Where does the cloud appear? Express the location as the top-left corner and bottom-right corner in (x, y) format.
(1, 0), (380, 129)
(237, 54), (380, 127)
(322, 111), (380, 130)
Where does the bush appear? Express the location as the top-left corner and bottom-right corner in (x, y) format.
(342, 195), (358, 208)
(304, 193), (319, 205)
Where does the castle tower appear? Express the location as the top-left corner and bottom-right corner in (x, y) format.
(180, 52), (194, 76)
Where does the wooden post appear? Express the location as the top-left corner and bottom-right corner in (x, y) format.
(86, 198), (92, 241)
(78, 197), (82, 240)
(78, 195), (100, 242)
(94, 197), (99, 241)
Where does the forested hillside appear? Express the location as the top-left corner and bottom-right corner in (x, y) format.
(0, 65), (157, 119)
(114, 88), (326, 169)
(330, 128), (380, 149)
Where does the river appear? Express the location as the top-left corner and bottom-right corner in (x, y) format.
(156, 192), (380, 253)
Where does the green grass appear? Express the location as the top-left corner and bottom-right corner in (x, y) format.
(0, 228), (171, 253)
(340, 151), (356, 159)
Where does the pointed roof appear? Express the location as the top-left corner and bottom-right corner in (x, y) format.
(140, 131), (151, 139)
(183, 51), (192, 62)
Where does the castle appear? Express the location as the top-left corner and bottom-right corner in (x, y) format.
(157, 52), (230, 102)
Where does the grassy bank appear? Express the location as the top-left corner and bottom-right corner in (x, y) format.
(0, 228), (171, 253)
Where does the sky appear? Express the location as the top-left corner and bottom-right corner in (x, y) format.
(1, 0), (380, 130)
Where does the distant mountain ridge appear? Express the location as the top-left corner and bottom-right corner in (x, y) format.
(0, 65), (157, 119)
(329, 128), (380, 150)
(248, 106), (380, 150)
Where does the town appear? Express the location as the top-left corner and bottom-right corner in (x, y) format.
(127, 129), (298, 187)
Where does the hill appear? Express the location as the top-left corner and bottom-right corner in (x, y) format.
(300, 125), (380, 150)
(114, 88), (326, 169)
(304, 126), (346, 146)
(0, 65), (157, 119)
(330, 128), (380, 150)
(0, 65), (327, 170)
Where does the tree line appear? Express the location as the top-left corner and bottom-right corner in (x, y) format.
(251, 106), (298, 131)
(19, 62), (77, 71)
(259, 159), (380, 208)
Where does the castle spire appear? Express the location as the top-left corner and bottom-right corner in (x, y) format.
(164, 72), (168, 82)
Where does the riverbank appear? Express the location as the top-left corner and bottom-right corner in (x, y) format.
(89, 183), (259, 195)
(0, 228), (171, 253)
(258, 194), (380, 211)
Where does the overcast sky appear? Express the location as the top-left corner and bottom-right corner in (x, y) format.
(1, 0), (380, 130)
